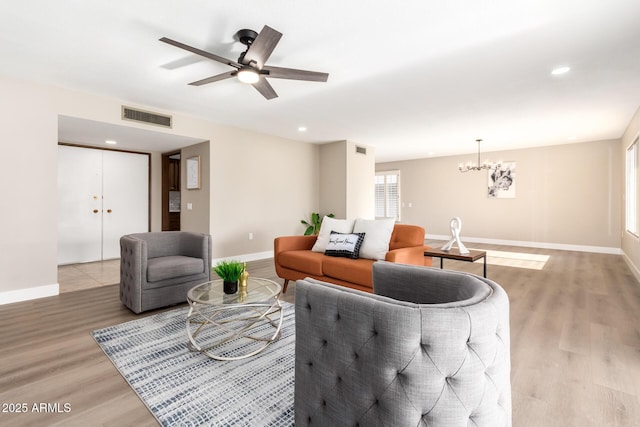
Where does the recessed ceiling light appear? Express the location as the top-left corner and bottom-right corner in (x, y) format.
(567, 136), (577, 140)
(551, 66), (571, 75)
(105, 140), (117, 145)
(297, 126), (307, 132)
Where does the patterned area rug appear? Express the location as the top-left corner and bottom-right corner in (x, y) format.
(92, 302), (295, 426)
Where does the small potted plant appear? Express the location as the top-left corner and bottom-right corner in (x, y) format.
(213, 260), (244, 294)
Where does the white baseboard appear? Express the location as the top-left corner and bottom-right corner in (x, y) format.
(622, 252), (640, 283)
(0, 283), (59, 306)
(212, 251), (274, 265)
(426, 234), (622, 255)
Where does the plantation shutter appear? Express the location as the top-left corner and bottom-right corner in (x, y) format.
(375, 170), (400, 220)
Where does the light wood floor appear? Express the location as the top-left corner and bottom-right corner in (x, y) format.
(2, 244), (640, 426)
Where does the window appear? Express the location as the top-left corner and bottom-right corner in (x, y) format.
(626, 138), (638, 235)
(375, 170), (400, 220)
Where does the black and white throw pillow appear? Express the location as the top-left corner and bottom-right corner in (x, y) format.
(324, 231), (366, 259)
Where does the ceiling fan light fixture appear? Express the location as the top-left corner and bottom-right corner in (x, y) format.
(237, 67), (259, 84)
(160, 25), (328, 99)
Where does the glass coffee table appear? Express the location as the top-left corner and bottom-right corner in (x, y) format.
(186, 277), (283, 360)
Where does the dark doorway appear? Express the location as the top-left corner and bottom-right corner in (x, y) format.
(162, 151), (181, 231)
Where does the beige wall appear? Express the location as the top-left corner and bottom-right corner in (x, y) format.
(149, 152), (162, 232)
(621, 106), (640, 276)
(346, 141), (375, 219)
(0, 77), (58, 297)
(319, 140), (375, 219)
(319, 141), (347, 217)
(208, 126), (319, 257)
(0, 74), (318, 302)
(378, 139), (621, 250)
(181, 142), (211, 234)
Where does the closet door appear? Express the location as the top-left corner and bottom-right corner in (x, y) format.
(102, 150), (149, 259)
(57, 146), (150, 264)
(57, 145), (103, 264)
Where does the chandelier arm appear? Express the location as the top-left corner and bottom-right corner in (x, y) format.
(459, 139), (492, 173)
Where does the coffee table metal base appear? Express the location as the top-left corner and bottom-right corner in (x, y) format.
(186, 299), (283, 360)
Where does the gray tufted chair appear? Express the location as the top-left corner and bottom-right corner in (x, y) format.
(294, 261), (511, 426)
(120, 231), (212, 313)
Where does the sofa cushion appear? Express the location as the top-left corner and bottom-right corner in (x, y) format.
(353, 217), (396, 260)
(312, 217), (355, 253)
(278, 250), (325, 276)
(147, 255), (204, 283)
(325, 232), (366, 259)
(323, 256), (376, 287)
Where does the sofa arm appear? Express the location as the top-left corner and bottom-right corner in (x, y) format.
(385, 245), (426, 266)
(274, 235), (317, 258)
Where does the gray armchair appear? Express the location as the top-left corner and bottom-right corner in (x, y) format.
(294, 261), (511, 426)
(120, 231), (212, 313)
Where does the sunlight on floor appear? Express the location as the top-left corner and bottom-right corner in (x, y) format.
(471, 249), (550, 270)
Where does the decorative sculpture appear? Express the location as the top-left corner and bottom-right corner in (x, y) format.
(441, 217), (469, 255)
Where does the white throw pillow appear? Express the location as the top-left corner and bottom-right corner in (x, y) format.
(353, 217), (396, 260)
(311, 217), (355, 252)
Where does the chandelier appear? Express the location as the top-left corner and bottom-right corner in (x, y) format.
(458, 139), (501, 173)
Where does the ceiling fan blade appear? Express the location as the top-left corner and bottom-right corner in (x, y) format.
(242, 25), (282, 69)
(160, 37), (241, 69)
(189, 71), (237, 86)
(253, 78), (278, 100)
(265, 66), (329, 82)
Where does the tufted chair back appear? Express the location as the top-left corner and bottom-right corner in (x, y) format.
(294, 261), (511, 426)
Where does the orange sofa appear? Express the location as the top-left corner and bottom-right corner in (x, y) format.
(274, 224), (432, 293)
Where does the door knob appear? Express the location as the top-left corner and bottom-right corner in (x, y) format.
(107, 209), (112, 213)
(93, 209), (99, 213)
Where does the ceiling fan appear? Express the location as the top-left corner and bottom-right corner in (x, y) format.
(160, 25), (329, 100)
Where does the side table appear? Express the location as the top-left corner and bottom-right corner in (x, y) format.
(424, 247), (487, 277)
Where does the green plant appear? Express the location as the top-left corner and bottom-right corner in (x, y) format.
(212, 260), (245, 282)
(301, 212), (334, 235)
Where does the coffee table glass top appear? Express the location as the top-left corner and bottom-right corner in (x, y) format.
(188, 277), (281, 305)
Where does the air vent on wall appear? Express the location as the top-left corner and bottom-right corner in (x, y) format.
(355, 145), (367, 155)
(122, 106), (172, 128)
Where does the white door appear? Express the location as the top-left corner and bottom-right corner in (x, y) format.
(57, 146), (149, 264)
(58, 145), (103, 264)
(102, 150), (149, 259)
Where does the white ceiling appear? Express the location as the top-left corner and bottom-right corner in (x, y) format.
(2, 0), (640, 162)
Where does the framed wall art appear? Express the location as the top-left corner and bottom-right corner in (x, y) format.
(488, 162), (516, 198)
(186, 156), (201, 190)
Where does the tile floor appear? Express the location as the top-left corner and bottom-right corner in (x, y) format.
(57, 259), (120, 293)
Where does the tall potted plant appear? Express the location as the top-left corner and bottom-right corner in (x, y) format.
(213, 260), (244, 294)
(301, 212), (334, 235)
